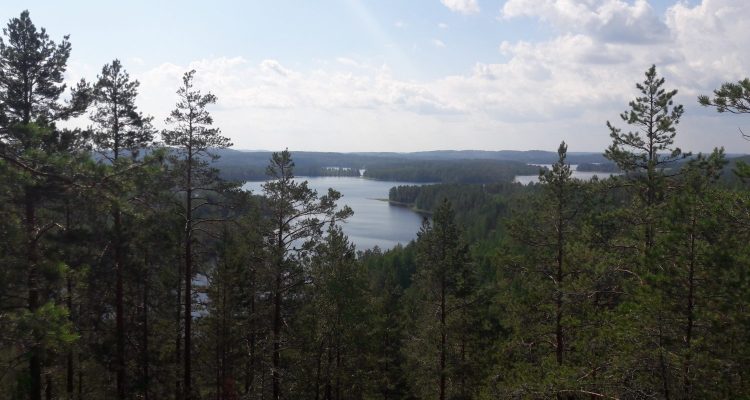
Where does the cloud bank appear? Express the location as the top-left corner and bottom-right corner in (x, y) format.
(67, 0), (750, 152)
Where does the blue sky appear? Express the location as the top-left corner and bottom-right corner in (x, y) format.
(4, 0), (748, 152)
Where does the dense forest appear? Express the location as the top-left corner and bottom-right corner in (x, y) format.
(362, 159), (539, 183)
(2, 10), (750, 400)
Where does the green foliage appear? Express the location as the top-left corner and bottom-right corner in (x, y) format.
(1, 12), (750, 400)
(699, 77), (750, 115)
(91, 59), (154, 160)
(699, 77), (750, 180)
(606, 65), (687, 189)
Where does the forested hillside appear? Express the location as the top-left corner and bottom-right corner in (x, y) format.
(1, 11), (750, 400)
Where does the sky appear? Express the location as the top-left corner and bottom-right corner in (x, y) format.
(4, 0), (750, 153)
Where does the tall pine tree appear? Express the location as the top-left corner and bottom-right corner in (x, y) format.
(163, 69), (231, 400)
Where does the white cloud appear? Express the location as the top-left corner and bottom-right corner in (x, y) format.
(501, 0), (668, 43)
(394, 20), (406, 28)
(441, 0), (480, 15)
(63, 1), (750, 152)
(432, 39), (447, 48)
(438, 22), (449, 29)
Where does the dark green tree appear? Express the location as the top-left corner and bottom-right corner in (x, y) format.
(698, 78), (750, 178)
(606, 65), (687, 249)
(0, 10), (89, 400)
(405, 199), (476, 400)
(89, 58), (155, 400)
(261, 149), (351, 400)
(291, 225), (372, 400)
(162, 69), (232, 400)
(490, 142), (607, 398)
(91, 59), (154, 161)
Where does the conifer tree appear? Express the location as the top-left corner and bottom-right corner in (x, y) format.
(163, 69), (232, 400)
(262, 149), (351, 400)
(0, 11), (89, 400)
(299, 225), (371, 399)
(406, 199), (475, 400)
(699, 78), (750, 178)
(606, 65), (687, 249)
(89, 58), (155, 399)
(492, 142), (600, 398)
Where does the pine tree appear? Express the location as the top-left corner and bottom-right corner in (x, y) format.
(89, 58), (155, 399)
(606, 65), (687, 249)
(162, 69), (232, 400)
(262, 149), (351, 400)
(492, 142), (601, 398)
(699, 78), (750, 178)
(298, 225), (371, 399)
(0, 11), (90, 400)
(91, 59), (154, 161)
(406, 199), (475, 400)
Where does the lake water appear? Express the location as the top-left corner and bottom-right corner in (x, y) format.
(242, 177), (426, 250)
(514, 164), (621, 185)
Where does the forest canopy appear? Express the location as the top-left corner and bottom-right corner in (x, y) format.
(1, 10), (750, 400)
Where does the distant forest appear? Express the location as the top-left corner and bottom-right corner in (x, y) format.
(213, 148), (603, 182)
(2, 10), (750, 400)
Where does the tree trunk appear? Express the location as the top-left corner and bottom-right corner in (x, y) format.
(176, 258), (183, 400)
(439, 276), (446, 400)
(184, 150), (193, 400)
(67, 275), (75, 399)
(683, 211), (697, 399)
(272, 270), (282, 400)
(115, 207), (126, 400)
(143, 252), (151, 400)
(27, 190), (42, 400)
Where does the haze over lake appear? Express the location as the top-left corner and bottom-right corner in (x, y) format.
(243, 177), (425, 250)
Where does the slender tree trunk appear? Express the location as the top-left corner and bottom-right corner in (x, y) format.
(272, 270), (282, 400)
(184, 148), (194, 400)
(143, 251), (151, 400)
(27, 190), (42, 400)
(78, 353), (83, 400)
(439, 277), (446, 400)
(67, 275), (75, 399)
(659, 317), (671, 400)
(334, 345), (341, 400)
(65, 203), (75, 400)
(115, 207), (126, 400)
(382, 329), (389, 400)
(555, 200), (564, 369)
(314, 340), (324, 400)
(555, 191), (565, 400)
(176, 258), (183, 400)
(272, 218), (284, 400)
(246, 269), (256, 397)
(683, 211), (697, 399)
(45, 375), (53, 400)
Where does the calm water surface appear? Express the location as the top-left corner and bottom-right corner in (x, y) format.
(514, 164), (621, 185)
(243, 177), (425, 250)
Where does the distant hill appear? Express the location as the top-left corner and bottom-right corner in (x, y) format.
(347, 150), (609, 164)
(206, 148), (749, 183)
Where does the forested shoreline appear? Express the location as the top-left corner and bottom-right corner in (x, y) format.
(2, 10), (750, 400)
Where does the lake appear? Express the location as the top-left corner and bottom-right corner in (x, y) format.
(242, 177), (426, 250)
(514, 164), (621, 185)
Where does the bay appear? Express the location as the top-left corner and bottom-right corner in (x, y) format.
(242, 177), (426, 250)
(513, 164), (621, 185)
